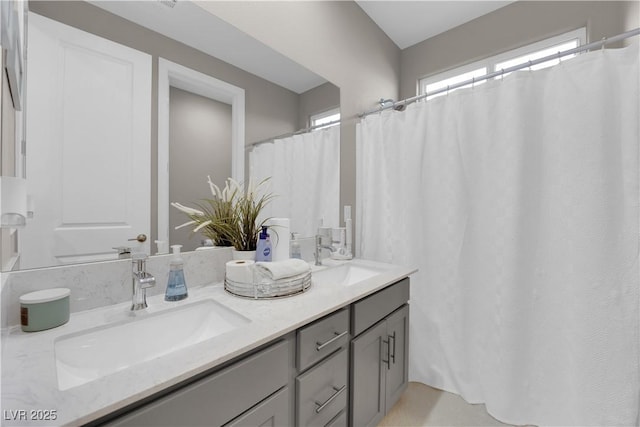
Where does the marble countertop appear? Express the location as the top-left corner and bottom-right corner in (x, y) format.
(1, 259), (416, 427)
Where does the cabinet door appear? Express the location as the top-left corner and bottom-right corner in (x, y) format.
(384, 305), (409, 411)
(350, 321), (386, 427)
(105, 340), (290, 426)
(225, 387), (290, 427)
(325, 409), (347, 427)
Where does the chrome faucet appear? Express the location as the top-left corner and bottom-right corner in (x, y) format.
(131, 254), (156, 311)
(315, 227), (353, 266)
(315, 228), (336, 266)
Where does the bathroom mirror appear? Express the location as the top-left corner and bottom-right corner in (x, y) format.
(2, 1), (340, 271)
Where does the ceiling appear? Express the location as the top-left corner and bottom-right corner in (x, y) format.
(89, 0), (327, 94)
(90, 1), (515, 93)
(356, 1), (516, 49)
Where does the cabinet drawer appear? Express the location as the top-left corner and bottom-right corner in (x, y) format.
(106, 339), (290, 427)
(352, 278), (409, 336)
(297, 308), (349, 372)
(296, 347), (348, 426)
(325, 409), (347, 427)
(225, 386), (290, 427)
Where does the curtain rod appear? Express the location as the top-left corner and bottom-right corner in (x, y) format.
(247, 119), (341, 150)
(360, 27), (640, 118)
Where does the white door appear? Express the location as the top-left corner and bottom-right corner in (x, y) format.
(22, 13), (151, 268)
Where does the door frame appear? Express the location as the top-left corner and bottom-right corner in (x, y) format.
(157, 58), (245, 245)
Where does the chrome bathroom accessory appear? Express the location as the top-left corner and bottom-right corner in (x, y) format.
(329, 227), (353, 261)
(315, 206), (354, 265)
(315, 227), (335, 266)
(131, 253), (156, 311)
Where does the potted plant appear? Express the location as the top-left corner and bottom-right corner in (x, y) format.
(172, 176), (274, 259)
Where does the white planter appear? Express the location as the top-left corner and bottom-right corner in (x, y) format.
(232, 250), (256, 261)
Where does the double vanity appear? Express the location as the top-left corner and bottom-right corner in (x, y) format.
(1, 255), (415, 426)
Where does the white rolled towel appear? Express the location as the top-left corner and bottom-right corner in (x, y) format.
(255, 259), (311, 280)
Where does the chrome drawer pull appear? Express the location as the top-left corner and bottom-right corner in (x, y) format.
(389, 332), (396, 364)
(382, 338), (391, 370)
(315, 385), (347, 414)
(316, 330), (348, 351)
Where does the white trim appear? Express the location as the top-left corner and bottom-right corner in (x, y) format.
(157, 58), (245, 244)
(310, 107), (341, 130)
(419, 27), (587, 95)
(421, 61), (488, 91)
(490, 27), (587, 69)
(311, 107), (340, 122)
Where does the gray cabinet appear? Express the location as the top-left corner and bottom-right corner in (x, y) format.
(325, 409), (348, 427)
(225, 387), (290, 427)
(383, 305), (409, 410)
(103, 338), (292, 427)
(296, 348), (348, 426)
(99, 277), (410, 427)
(296, 308), (350, 426)
(350, 321), (387, 427)
(350, 279), (410, 427)
(297, 308), (349, 372)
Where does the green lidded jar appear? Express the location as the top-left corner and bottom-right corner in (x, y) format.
(19, 288), (70, 332)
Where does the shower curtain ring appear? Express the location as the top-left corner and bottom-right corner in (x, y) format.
(446, 85), (450, 95)
(601, 37), (607, 51)
(501, 69), (505, 80)
(528, 60), (533, 71)
(472, 77), (475, 88)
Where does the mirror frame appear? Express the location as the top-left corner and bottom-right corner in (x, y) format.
(157, 58), (245, 245)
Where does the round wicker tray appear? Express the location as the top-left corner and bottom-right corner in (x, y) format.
(224, 271), (312, 299)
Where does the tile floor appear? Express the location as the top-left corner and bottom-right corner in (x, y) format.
(378, 382), (517, 427)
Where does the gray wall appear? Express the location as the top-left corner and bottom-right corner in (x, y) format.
(400, 1), (637, 99)
(201, 1), (402, 240)
(298, 82), (341, 129)
(169, 88), (232, 251)
(625, 1), (640, 36)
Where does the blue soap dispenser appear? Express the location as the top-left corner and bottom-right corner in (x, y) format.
(255, 226), (272, 262)
(165, 244), (188, 301)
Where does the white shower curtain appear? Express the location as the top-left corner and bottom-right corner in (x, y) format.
(357, 45), (639, 426)
(249, 125), (340, 237)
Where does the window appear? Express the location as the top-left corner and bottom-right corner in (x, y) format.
(494, 39), (581, 77)
(419, 28), (586, 99)
(310, 107), (340, 130)
(424, 67), (487, 100)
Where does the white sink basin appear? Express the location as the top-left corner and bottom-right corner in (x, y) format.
(54, 299), (250, 391)
(312, 261), (388, 286)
